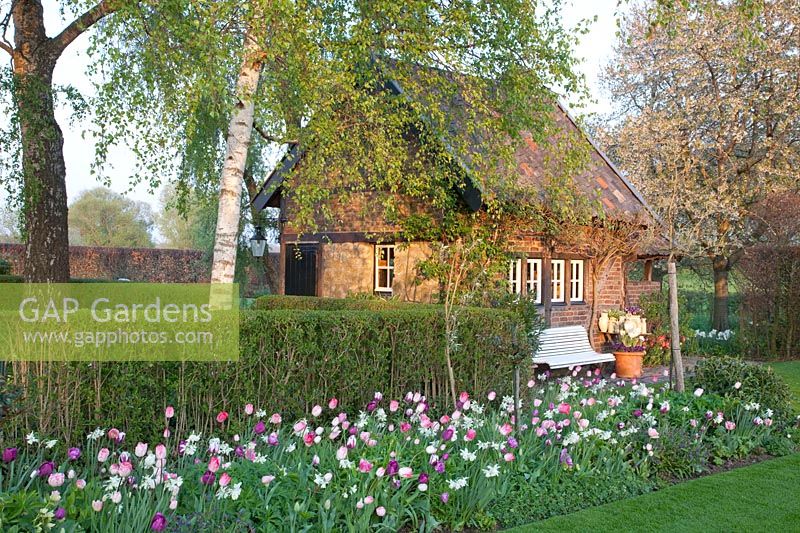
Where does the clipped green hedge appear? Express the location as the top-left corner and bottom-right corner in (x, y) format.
(6, 306), (526, 444)
(253, 294), (441, 311)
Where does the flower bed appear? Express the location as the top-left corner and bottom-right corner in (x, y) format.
(1, 371), (796, 531)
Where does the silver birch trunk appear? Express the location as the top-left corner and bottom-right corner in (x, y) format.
(210, 31), (263, 292)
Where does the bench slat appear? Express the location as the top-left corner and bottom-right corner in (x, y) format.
(533, 325), (614, 369)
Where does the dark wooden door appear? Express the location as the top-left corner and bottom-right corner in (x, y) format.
(285, 244), (318, 296)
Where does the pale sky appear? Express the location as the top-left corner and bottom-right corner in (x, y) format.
(5, 0), (623, 223)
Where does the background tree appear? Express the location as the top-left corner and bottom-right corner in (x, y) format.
(0, 204), (21, 243)
(68, 187), (154, 247)
(156, 184), (217, 251)
(602, 0), (800, 330)
(0, 0), (122, 281)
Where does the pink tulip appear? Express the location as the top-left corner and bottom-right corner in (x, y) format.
(270, 413), (282, 424)
(303, 433), (315, 446)
(648, 428), (660, 439)
(358, 458), (373, 473)
(155, 444), (167, 460)
(48, 473), (65, 487)
(135, 442), (148, 458)
(293, 420), (307, 435)
(465, 429), (477, 441)
(216, 411), (228, 424)
(169, 499), (178, 510)
(97, 448), (110, 462)
(578, 419), (590, 430)
(336, 446), (348, 460)
(108, 428), (120, 441)
(376, 506), (386, 517)
(76, 479), (86, 489)
(389, 400), (399, 412)
(504, 452), (515, 462)
(400, 422), (411, 433)
(118, 461), (132, 477)
(499, 423), (513, 436)
(311, 405), (323, 417)
(244, 403), (254, 415)
(163, 428), (171, 439)
(165, 406), (175, 419)
(328, 398), (338, 410)
(261, 475), (275, 485)
(459, 391), (469, 403)
(208, 456), (221, 473)
(488, 391), (496, 401)
(92, 500), (103, 512)
(219, 472), (231, 487)
(533, 398), (543, 407)
(398, 467), (413, 478)
(725, 421), (736, 431)
(558, 403), (571, 415)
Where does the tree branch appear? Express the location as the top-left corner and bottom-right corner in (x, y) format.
(0, 41), (11, 56)
(49, 0), (116, 57)
(253, 121), (298, 146)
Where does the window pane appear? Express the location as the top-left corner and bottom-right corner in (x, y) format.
(378, 269), (388, 288)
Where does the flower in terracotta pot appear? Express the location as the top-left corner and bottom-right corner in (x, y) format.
(613, 327), (646, 379)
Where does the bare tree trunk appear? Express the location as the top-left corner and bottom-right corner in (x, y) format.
(711, 254), (731, 331)
(210, 31), (263, 285)
(8, 0), (115, 282)
(667, 259), (685, 392)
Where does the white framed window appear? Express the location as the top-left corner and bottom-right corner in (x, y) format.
(375, 245), (395, 292)
(526, 258), (542, 304)
(551, 259), (565, 303)
(570, 259), (584, 302)
(508, 259), (522, 294)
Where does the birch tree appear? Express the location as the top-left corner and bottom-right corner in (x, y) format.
(602, 0), (800, 330)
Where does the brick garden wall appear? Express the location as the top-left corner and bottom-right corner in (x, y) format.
(0, 243), (209, 282)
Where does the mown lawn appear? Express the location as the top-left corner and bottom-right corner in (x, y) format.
(507, 453), (800, 533)
(770, 361), (800, 411)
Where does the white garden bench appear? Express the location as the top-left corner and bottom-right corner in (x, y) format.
(532, 325), (615, 369)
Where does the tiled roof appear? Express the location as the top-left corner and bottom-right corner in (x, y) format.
(512, 103), (649, 216)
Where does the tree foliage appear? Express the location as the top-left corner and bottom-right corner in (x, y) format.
(68, 187), (154, 247)
(88, 0), (590, 234)
(601, 0), (800, 328)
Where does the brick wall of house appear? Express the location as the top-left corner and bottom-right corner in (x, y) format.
(626, 280), (662, 308)
(286, 241), (439, 301)
(0, 243), (209, 282)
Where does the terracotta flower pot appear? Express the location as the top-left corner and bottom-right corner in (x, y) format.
(613, 351), (645, 379)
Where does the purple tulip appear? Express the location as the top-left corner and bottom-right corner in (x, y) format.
(267, 432), (279, 446)
(386, 460), (399, 476)
(67, 447), (81, 461)
(179, 440), (188, 455)
(200, 470), (216, 485)
(418, 472), (429, 484)
(434, 460), (445, 474)
(151, 512), (167, 532)
(507, 437), (518, 449)
(2, 447), (17, 463)
(440, 492), (449, 503)
(441, 427), (454, 442)
(632, 409), (643, 418)
(366, 400), (377, 412)
(54, 507), (66, 520)
(254, 420), (266, 435)
(559, 448), (573, 467)
(38, 461), (55, 477)
(234, 446), (244, 457)
(441, 453), (449, 461)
